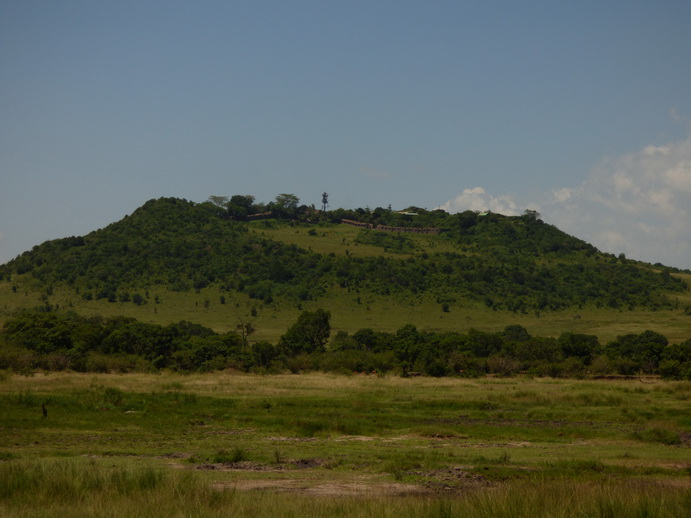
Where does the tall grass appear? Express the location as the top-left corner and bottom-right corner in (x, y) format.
(0, 459), (167, 502)
(1, 373), (689, 516)
(0, 458), (233, 517)
(457, 479), (691, 518)
(1, 460), (689, 517)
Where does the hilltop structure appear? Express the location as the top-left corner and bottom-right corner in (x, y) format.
(341, 219), (441, 235)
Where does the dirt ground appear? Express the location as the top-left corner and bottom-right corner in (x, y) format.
(201, 461), (490, 496)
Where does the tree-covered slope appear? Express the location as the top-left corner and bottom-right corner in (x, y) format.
(2, 198), (329, 303)
(0, 197), (686, 312)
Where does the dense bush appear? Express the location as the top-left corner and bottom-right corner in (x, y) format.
(1, 197), (686, 312)
(1, 311), (246, 373)
(2, 310), (689, 378)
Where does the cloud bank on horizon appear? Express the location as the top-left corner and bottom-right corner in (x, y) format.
(439, 135), (691, 269)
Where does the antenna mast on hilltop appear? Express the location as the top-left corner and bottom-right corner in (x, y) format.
(321, 192), (329, 211)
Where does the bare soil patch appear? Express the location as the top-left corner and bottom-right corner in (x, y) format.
(196, 458), (332, 472)
(215, 476), (436, 497)
(408, 466), (491, 491)
(204, 462), (490, 496)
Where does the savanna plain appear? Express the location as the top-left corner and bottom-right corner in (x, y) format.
(1, 371), (690, 517)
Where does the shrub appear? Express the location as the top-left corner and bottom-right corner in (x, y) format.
(633, 428), (682, 445)
(85, 352), (140, 373)
(487, 355), (521, 376)
(213, 447), (249, 464)
(0, 346), (36, 374)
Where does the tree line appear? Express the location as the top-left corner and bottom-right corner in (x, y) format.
(1, 309), (689, 379)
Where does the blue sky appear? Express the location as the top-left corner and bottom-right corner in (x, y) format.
(2, 1), (691, 268)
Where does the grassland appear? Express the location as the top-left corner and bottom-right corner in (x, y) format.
(3, 275), (690, 345)
(249, 221), (462, 258)
(1, 371), (689, 516)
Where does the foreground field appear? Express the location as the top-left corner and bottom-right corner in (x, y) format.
(1, 372), (690, 517)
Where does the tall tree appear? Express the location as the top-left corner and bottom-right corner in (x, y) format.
(235, 318), (255, 349)
(227, 194), (256, 220)
(208, 196), (229, 208)
(275, 193), (299, 210)
(271, 193), (300, 219)
(278, 309), (331, 357)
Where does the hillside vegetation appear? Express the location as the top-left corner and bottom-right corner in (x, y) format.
(1, 196), (686, 313)
(1, 196), (690, 378)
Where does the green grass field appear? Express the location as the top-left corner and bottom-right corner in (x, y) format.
(3, 274), (690, 345)
(1, 371), (689, 516)
(248, 221), (463, 258)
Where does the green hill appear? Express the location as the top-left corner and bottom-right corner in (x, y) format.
(1, 196), (689, 343)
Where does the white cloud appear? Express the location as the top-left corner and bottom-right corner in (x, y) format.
(543, 135), (691, 268)
(438, 187), (521, 215)
(551, 187), (573, 203)
(438, 136), (691, 269)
